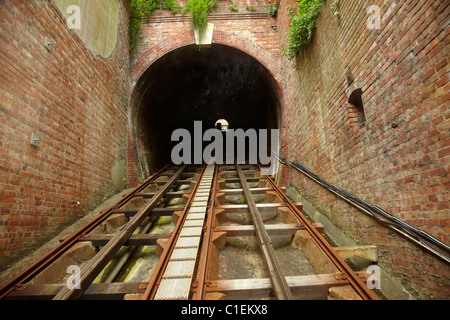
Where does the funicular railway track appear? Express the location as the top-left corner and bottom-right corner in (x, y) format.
(0, 163), (378, 300)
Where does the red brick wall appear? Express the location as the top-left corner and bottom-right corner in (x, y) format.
(277, 0), (449, 299)
(0, 0), (130, 269)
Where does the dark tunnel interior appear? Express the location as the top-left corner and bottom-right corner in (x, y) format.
(133, 44), (281, 171)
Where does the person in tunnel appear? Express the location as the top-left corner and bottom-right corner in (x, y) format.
(215, 119), (229, 132)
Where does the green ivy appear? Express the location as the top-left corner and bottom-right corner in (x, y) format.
(129, 0), (158, 57)
(187, 0), (216, 38)
(128, 0), (182, 57)
(129, 0), (216, 56)
(164, 0), (180, 13)
(268, 3), (277, 17)
(284, 0), (326, 60)
(129, 0), (143, 57)
(229, 4), (239, 12)
(330, 0), (341, 21)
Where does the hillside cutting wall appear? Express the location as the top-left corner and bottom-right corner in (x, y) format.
(277, 0), (449, 299)
(0, 0), (130, 269)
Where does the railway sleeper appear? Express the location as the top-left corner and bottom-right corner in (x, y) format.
(1, 164), (376, 300)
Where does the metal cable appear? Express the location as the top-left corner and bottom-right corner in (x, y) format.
(275, 153), (450, 264)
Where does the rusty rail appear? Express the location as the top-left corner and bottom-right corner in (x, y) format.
(236, 165), (294, 300)
(0, 164), (171, 299)
(1, 162), (378, 300)
(261, 168), (378, 300)
(54, 165), (188, 300)
(0, 165), (204, 300)
(192, 164), (376, 300)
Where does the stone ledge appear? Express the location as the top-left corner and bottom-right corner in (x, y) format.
(333, 245), (378, 262)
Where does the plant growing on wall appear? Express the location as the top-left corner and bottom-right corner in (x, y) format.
(129, 0), (145, 56)
(330, 0), (341, 21)
(187, 0), (216, 38)
(283, 0), (326, 60)
(164, 0), (183, 14)
(129, 0), (182, 57)
(129, 0), (216, 55)
(229, 3), (239, 12)
(268, 3), (277, 17)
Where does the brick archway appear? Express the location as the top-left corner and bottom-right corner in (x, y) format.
(126, 29), (287, 186)
(130, 29), (283, 100)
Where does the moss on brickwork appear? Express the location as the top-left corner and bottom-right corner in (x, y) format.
(129, 0), (216, 56)
(129, 0), (157, 56)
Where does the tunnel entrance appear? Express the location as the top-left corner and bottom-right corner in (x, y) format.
(132, 44), (281, 175)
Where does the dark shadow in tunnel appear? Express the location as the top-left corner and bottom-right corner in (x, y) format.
(132, 44), (281, 173)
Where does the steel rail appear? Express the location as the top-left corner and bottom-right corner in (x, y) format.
(236, 165), (294, 300)
(53, 165), (188, 300)
(0, 164), (171, 300)
(142, 165), (207, 300)
(192, 164), (219, 300)
(262, 171), (378, 300)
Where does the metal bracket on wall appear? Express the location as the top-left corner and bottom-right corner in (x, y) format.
(44, 36), (53, 52)
(30, 133), (40, 147)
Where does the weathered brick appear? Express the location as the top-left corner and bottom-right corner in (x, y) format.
(275, 0), (449, 299)
(0, 0), (130, 269)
